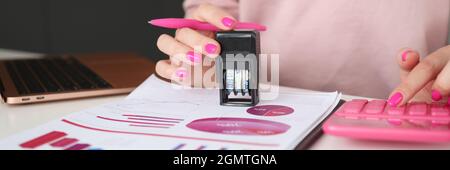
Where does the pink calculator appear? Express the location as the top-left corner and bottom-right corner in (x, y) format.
(323, 99), (450, 143)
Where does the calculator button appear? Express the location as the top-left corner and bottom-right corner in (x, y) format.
(387, 105), (405, 115)
(387, 105), (406, 125)
(344, 99), (368, 114)
(430, 103), (449, 116)
(387, 119), (403, 126)
(407, 102), (428, 116)
(432, 119), (450, 125)
(407, 102), (429, 126)
(364, 100), (386, 114)
(430, 103), (450, 125)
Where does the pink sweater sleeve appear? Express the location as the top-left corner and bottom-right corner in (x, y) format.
(183, 0), (239, 19)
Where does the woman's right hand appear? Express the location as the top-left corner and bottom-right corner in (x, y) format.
(155, 4), (237, 87)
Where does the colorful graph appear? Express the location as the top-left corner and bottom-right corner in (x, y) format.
(186, 117), (290, 135)
(172, 143), (226, 150)
(109, 99), (200, 117)
(62, 119), (279, 147)
(247, 105), (294, 116)
(19, 130), (233, 150)
(50, 138), (78, 147)
(19, 131), (101, 150)
(95, 114), (183, 129)
(173, 143), (186, 150)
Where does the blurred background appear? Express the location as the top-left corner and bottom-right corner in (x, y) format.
(0, 0), (185, 61)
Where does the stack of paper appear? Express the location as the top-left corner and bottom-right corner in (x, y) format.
(0, 75), (341, 150)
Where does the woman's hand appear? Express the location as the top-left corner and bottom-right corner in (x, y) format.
(388, 46), (450, 106)
(155, 4), (236, 87)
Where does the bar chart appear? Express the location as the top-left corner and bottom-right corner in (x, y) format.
(19, 131), (101, 150)
(95, 114), (183, 129)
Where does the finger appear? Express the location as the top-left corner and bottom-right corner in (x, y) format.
(192, 3), (237, 30)
(175, 27), (221, 58)
(397, 48), (420, 81)
(155, 60), (188, 83)
(157, 34), (201, 65)
(389, 47), (450, 106)
(198, 30), (215, 38)
(431, 60), (450, 101)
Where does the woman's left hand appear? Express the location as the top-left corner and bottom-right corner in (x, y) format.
(388, 46), (450, 107)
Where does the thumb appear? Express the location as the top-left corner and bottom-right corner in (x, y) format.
(397, 48), (420, 81)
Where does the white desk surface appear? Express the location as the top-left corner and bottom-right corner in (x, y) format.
(0, 49), (449, 150)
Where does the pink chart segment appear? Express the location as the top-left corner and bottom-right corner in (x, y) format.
(247, 105), (294, 116)
(186, 117), (290, 135)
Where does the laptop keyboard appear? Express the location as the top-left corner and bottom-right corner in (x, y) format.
(4, 57), (112, 95)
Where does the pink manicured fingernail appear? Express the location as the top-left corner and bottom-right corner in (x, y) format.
(186, 51), (201, 63)
(401, 50), (413, 62)
(175, 68), (187, 78)
(388, 92), (403, 107)
(205, 43), (217, 54)
(221, 17), (236, 28)
(432, 90), (443, 101)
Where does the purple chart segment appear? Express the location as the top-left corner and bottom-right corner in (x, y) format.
(247, 105), (294, 116)
(186, 117), (290, 135)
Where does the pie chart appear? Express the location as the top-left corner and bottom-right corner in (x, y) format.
(186, 117), (290, 135)
(247, 105), (294, 116)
